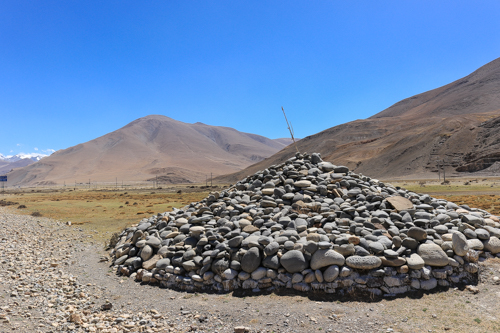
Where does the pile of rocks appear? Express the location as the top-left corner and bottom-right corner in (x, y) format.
(110, 152), (500, 297)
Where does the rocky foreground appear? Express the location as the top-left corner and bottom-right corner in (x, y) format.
(111, 152), (500, 298)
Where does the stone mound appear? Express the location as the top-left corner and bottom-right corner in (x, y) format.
(110, 152), (500, 297)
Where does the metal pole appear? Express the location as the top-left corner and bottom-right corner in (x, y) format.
(443, 160), (446, 183)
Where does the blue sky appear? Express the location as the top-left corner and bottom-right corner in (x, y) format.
(1, 1), (500, 157)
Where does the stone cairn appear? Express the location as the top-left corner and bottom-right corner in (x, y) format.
(110, 152), (500, 298)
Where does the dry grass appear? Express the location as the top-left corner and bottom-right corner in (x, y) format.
(0, 188), (208, 243)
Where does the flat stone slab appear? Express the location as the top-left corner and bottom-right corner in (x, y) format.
(386, 196), (414, 212)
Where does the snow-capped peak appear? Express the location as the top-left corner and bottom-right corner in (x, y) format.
(0, 153), (48, 162)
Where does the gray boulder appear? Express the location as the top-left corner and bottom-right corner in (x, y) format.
(310, 249), (345, 270)
(241, 247), (262, 273)
(417, 243), (449, 266)
(280, 250), (308, 273)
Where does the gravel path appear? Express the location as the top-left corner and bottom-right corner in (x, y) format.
(1, 207), (499, 333)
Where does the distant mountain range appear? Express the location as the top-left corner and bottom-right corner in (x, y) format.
(217, 57), (500, 182)
(0, 153), (47, 163)
(0, 153), (48, 175)
(5, 115), (296, 185)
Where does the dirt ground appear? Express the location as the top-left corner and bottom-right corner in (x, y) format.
(75, 243), (500, 333)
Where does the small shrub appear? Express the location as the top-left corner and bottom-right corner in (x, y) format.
(474, 318), (481, 324)
(466, 250), (479, 263)
(31, 211), (42, 217)
(17, 205), (27, 209)
(107, 233), (120, 249)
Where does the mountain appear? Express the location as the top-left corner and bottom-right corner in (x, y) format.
(0, 153), (49, 175)
(217, 57), (500, 183)
(0, 158), (37, 175)
(0, 153), (48, 163)
(6, 115), (291, 185)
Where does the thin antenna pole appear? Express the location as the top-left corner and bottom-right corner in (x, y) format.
(281, 106), (299, 153)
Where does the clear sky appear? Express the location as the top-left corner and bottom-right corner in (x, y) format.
(1, 1), (500, 157)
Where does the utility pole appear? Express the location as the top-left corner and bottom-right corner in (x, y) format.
(443, 159), (446, 183)
(206, 175), (208, 187)
(211, 172), (213, 187)
(438, 160), (441, 182)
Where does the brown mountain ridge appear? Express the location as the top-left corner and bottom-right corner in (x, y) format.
(6, 115), (293, 186)
(217, 57), (500, 183)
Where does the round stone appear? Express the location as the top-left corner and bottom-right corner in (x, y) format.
(251, 267), (267, 280)
(294, 180), (312, 188)
(406, 253), (425, 270)
(452, 232), (469, 256)
(115, 255), (128, 265)
(241, 247), (261, 273)
(189, 226), (205, 236)
(483, 236), (500, 254)
(380, 256), (406, 267)
(223, 268), (238, 280)
(227, 236), (243, 248)
(310, 249), (345, 270)
(467, 238), (484, 250)
(262, 255), (280, 270)
(318, 241), (333, 249)
(280, 250), (308, 273)
(156, 258), (171, 270)
(475, 228), (490, 240)
(323, 265), (340, 282)
(211, 258), (230, 275)
(463, 228), (477, 239)
(264, 242), (280, 256)
(383, 249), (399, 259)
(402, 237), (419, 250)
(140, 245), (153, 261)
(392, 236), (402, 248)
(417, 243), (449, 266)
(433, 225), (448, 234)
(145, 236), (161, 248)
(407, 227), (427, 241)
(345, 255), (382, 270)
(368, 241), (385, 254)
